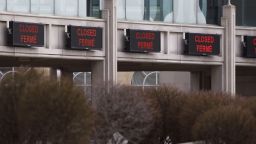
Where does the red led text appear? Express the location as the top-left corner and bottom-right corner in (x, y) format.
(20, 35), (37, 44)
(79, 38), (95, 47)
(196, 45), (213, 53)
(195, 35), (215, 43)
(19, 24), (39, 33)
(77, 28), (96, 37)
(138, 41), (153, 49)
(136, 32), (155, 40)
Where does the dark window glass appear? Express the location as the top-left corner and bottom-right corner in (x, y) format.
(204, 0), (227, 25)
(87, 0), (101, 18)
(233, 0), (256, 26)
(118, 0), (225, 25)
(144, 0), (172, 21)
(162, 0), (172, 22)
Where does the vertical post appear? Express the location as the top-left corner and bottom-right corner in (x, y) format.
(91, 61), (105, 86)
(211, 65), (224, 92)
(101, 0), (118, 86)
(47, 24), (52, 49)
(221, 4), (236, 95)
(190, 72), (200, 91)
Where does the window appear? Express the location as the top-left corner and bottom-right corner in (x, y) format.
(73, 72), (92, 98)
(7, 0), (30, 13)
(145, 0), (161, 21)
(1, 0), (101, 18)
(117, 0), (125, 19)
(79, 0), (87, 18)
(126, 0), (144, 21)
(206, 0), (227, 25)
(131, 71), (159, 87)
(162, 0), (173, 22)
(174, 0), (197, 24)
(233, 0), (256, 26)
(73, 72), (91, 86)
(144, 0), (173, 22)
(117, 0), (225, 25)
(87, 0), (101, 18)
(31, 0), (54, 15)
(199, 0), (207, 19)
(0, 0), (6, 11)
(55, 0), (78, 17)
(0, 68), (16, 81)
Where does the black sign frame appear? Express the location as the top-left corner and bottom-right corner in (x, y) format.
(8, 21), (44, 47)
(184, 33), (220, 56)
(243, 36), (256, 58)
(66, 25), (103, 50)
(125, 29), (161, 53)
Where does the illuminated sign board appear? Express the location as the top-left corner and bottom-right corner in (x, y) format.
(125, 29), (161, 53)
(8, 21), (44, 47)
(243, 36), (256, 58)
(66, 25), (103, 50)
(185, 33), (220, 56)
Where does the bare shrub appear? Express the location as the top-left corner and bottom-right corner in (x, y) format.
(240, 97), (256, 117)
(179, 91), (233, 142)
(92, 85), (153, 144)
(193, 106), (256, 144)
(0, 69), (93, 144)
(142, 86), (186, 144)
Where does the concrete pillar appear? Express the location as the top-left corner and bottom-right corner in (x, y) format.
(159, 72), (191, 91)
(102, 0), (118, 85)
(221, 4), (236, 95)
(190, 72), (200, 91)
(91, 61), (105, 86)
(211, 65), (224, 92)
(199, 71), (211, 90)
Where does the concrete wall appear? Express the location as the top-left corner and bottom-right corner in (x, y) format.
(159, 71), (191, 91)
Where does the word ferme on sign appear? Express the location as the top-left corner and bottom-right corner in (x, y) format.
(8, 21), (44, 47)
(125, 29), (161, 53)
(185, 33), (220, 56)
(66, 25), (102, 50)
(243, 36), (256, 58)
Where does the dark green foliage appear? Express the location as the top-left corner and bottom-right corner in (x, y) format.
(193, 106), (256, 144)
(0, 70), (93, 144)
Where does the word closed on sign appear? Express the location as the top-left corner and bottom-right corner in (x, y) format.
(66, 25), (102, 50)
(185, 33), (220, 56)
(125, 29), (161, 53)
(8, 21), (44, 47)
(243, 36), (256, 58)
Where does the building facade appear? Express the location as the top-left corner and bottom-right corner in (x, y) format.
(0, 0), (256, 96)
